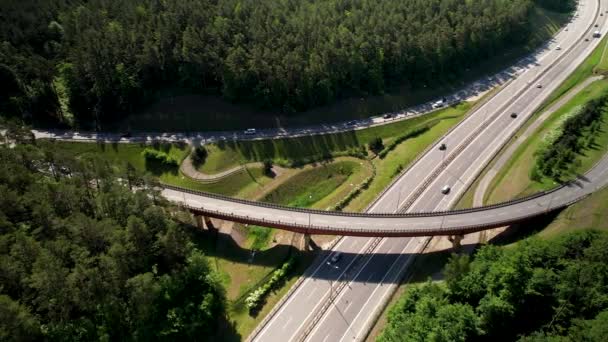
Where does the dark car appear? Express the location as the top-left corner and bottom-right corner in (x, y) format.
(120, 132), (132, 138)
(510, 112), (518, 118)
(439, 143), (447, 151)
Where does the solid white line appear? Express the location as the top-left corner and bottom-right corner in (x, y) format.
(253, 237), (348, 340)
(280, 238), (377, 341)
(305, 238), (391, 341)
(338, 238), (417, 342)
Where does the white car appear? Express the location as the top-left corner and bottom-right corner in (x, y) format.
(556, 46), (561, 50)
(441, 185), (451, 195)
(244, 128), (256, 135)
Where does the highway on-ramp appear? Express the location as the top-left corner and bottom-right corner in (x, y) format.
(247, 1), (608, 341)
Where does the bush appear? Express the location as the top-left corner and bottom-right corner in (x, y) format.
(533, 94), (607, 181)
(369, 137), (384, 155)
(263, 159), (273, 176)
(142, 148), (178, 167)
(191, 146), (207, 166)
(245, 258), (296, 312)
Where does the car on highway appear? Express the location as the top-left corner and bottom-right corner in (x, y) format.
(556, 46), (561, 50)
(537, 83), (543, 88)
(585, 38), (590, 41)
(383, 113), (392, 119)
(595, 24), (599, 27)
(244, 128), (257, 135)
(120, 132), (132, 138)
(594, 31), (602, 38)
(432, 100), (445, 109)
(441, 185), (451, 195)
(346, 120), (357, 126)
(510, 112), (518, 118)
(330, 252), (342, 264)
(439, 143), (447, 151)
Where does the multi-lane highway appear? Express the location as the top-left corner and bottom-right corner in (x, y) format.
(249, 1), (608, 341)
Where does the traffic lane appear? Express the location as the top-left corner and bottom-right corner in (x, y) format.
(253, 1), (604, 340)
(305, 237), (413, 342)
(409, 16), (605, 212)
(254, 237), (372, 342)
(300, 2), (602, 340)
(369, 8), (595, 213)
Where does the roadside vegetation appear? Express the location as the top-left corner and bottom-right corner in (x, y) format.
(532, 94), (607, 182)
(379, 230), (608, 342)
(486, 79), (608, 204)
(193, 103), (470, 174)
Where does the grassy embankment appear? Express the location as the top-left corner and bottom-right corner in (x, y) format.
(455, 34), (608, 210)
(114, 5), (569, 133)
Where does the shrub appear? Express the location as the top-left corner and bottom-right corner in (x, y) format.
(263, 159), (274, 176)
(245, 258), (296, 312)
(142, 148), (178, 167)
(369, 137), (384, 155)
(191, 146), (208, 166)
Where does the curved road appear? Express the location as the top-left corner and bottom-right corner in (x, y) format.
(164, 154), (608, 236)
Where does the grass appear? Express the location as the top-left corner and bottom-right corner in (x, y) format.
(195, 102), (469, 174)
(347, 103), (472, 212)
(40, 140), (190, 175)
(197, 144), (244, 174)
(534, 185), (608, 238)
(486, 79), (608, 204)
(103, 5), (569, 133)
(40, 140), (276, 198)
(261, 160), (359, 207)
(541, 36), (608, 112)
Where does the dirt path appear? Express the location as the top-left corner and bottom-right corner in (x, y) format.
(179, 154), (263, 182)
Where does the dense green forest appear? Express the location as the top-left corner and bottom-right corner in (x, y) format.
(379, 230), (608, 342)
(0, 0), (573, 128)
(0, 129), (226, 340)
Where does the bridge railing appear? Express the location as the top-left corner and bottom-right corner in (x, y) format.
(180, 191), (590, 236)
(162, 182), (565, 218)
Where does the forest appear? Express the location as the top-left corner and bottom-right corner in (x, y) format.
(379, 230), (608, 342)
(0, 128), (226, 340)
(0, 0), (574, 128)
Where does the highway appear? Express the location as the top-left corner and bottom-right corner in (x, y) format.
(246, 0), (608, 341)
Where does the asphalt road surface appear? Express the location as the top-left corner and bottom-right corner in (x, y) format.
(249, 1), (608, 341)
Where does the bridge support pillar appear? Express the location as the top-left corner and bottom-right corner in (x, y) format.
(447, 234), (464, 250)
(195, 214), (205, 229)
(303, 233), (312, 251)
(195, 215), (215, 231)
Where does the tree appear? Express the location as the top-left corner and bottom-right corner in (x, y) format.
(263, 159), (274, 177)
(369, 137), (384, 155)
(191, 146), (208, 167)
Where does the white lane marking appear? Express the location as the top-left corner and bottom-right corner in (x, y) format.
(288, 238), (378, 341)
(305, 238), (391, 341)
(338, 238), (418, 342)
(253, 237), (349, 340)
(305, 287), (318, 301)
(282, 316), (293, 331)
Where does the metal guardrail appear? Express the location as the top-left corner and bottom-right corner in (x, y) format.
(163, 181), (563, 219)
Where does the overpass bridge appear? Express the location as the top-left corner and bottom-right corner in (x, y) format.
(162, 154), (608, 238)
